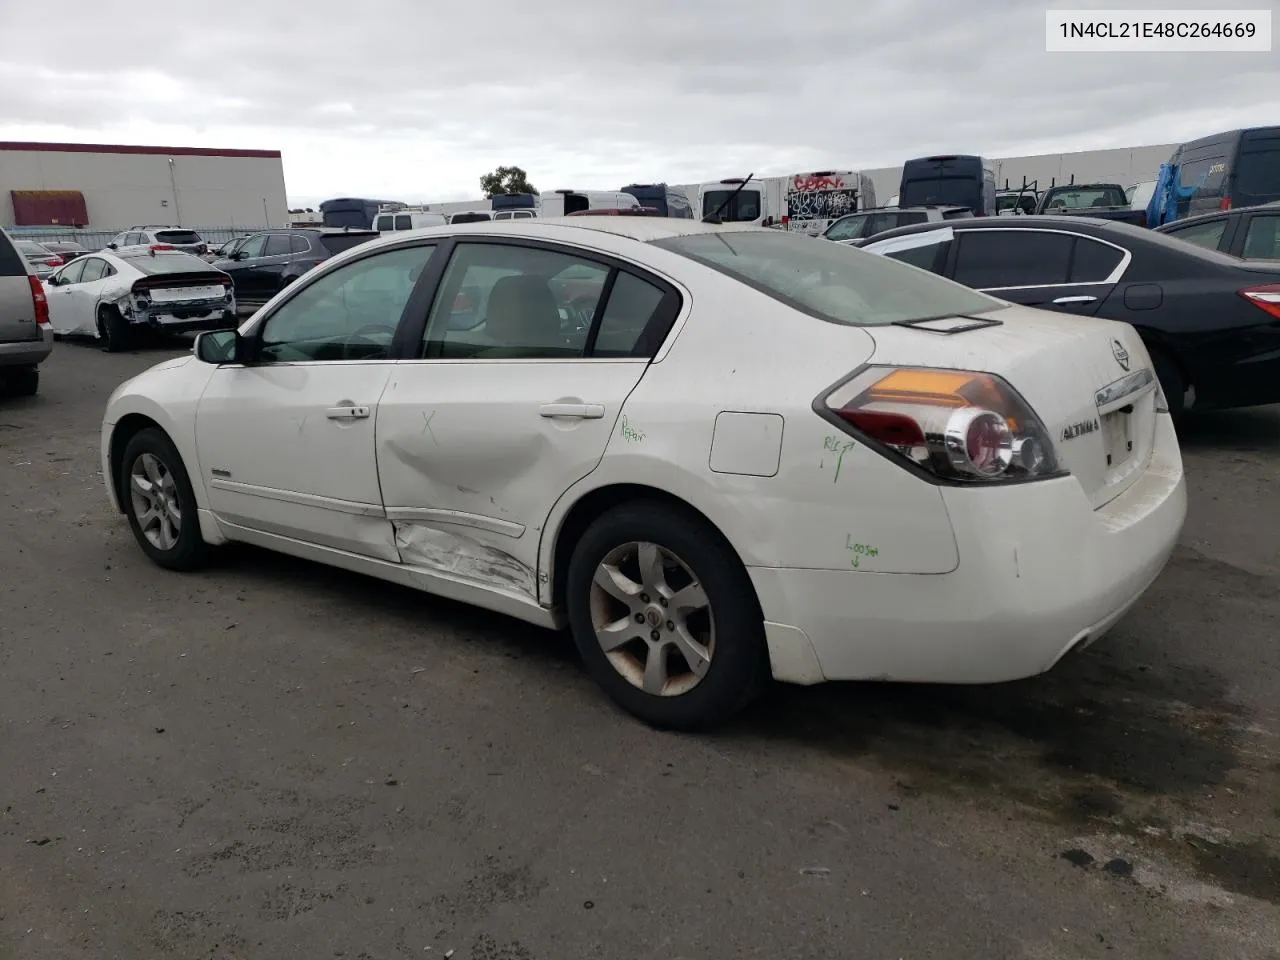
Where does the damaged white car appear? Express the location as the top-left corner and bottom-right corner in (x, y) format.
(45, 248), (236, 351)
(100, 218), (1186, 730)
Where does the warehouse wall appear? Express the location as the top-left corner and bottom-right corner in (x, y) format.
(0, 146), (289, 230)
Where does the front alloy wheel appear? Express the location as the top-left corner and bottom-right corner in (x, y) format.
(129, 452), (182, 551)
(119, 427), (210, 571)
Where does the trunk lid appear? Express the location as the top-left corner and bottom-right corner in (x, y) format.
(867, 305), (1160, 509)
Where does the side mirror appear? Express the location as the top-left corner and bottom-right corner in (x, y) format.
(228, 250), (244, 261)
(193, 328), (244, 364)
(46, 275), (60, 287)
(106, 243), (117, 250)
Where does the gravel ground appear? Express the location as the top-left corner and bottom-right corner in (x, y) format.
(1, 340), (1278, 960)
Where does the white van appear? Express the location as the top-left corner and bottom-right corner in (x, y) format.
(538, 190), (640, 218)
(373, 211), (447, 234)
(695, 178), (770, 225)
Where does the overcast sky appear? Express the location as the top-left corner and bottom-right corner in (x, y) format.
(1, 0), (1277, 206)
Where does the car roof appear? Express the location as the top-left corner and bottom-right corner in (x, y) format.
(371, 216), (762, 245)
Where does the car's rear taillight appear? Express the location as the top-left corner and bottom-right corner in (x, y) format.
(29, 276), (50, 326)
(821, 367), (1063, 483)
(149, 244), (175, 252)
(46, 255), (64, 267)
(1240, 284), (1280, 320)
(1220, 197), (1232, 211)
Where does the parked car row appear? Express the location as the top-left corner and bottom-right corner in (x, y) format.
(858, 215), (1280, 417)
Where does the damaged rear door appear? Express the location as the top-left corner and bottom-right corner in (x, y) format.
(376, 237), (682, 602)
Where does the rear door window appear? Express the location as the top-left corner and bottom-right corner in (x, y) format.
(952, 230), (1073, 288)
(57, 259), (87, 284)
(824, 215), (869, 241)
(264, 234), (292, 257)
(290, 235), (312, 254)
(1241, 215), (1280, 259)
(78, 258), (107, 282)
(1164, 218), (1229, 252)
(1068, 238), (1126, 282)
(394, 215), (413, 230)
(592, 271), (667, 357)
(374, 215), (394, 231)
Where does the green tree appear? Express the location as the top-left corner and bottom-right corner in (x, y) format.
(480, 165), (538, 198)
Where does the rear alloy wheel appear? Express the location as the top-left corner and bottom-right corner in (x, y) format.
(120, 427), (210, 571)
(98, 306), (130, 353)
(566, 502), (769, 730)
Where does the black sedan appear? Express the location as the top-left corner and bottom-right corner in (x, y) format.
(212, 227), (379, 308)
(859, 216), (1280, 415)
(1154, 202), (1280, 260)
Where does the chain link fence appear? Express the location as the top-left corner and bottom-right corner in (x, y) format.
(7, 226), (269, 250)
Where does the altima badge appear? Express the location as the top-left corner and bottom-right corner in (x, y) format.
(1111, 339), (1130, 371)
(1062, 418), (1100, 441)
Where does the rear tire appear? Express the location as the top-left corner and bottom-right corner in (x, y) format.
(1150, 347), (1184, 419)
(119, 427), (210, 571)
(98, 306), (131, 353)
(9, 367), (38, 396)
(565, 500), (770, 731)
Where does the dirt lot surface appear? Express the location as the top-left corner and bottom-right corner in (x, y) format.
(2, 342), (1278, 960)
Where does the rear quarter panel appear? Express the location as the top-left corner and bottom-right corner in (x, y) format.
(537, 257), (963, 598)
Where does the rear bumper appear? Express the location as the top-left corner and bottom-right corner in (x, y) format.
(131, 306), (237, 333)
(0, 325), (54, 368)
(750, 413), (1187, 685)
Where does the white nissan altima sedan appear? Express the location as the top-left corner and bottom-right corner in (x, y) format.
(100, 217), (1187, 729)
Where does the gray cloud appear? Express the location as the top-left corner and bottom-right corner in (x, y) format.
(1, 0), (1277, 202)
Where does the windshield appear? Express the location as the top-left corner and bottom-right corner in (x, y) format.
(1235, 148), (1280, 201)
(155, 230), (203, 244)
(16, 240), (52, 256)
(702, 189), (762, 222)
(823, 214), (871, 241)
(1042, 186), (1127, 209)
(121, 251), (219, 275)
(652, 230), (1002, 327)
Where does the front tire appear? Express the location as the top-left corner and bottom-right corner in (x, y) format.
(119, 428), (210, 571)
(565, 501), (769, 730)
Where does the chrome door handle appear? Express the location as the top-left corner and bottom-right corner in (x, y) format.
(539, 402), (605, 419)
(325, 404), (371, 420)
(1052, 295), (1097, 304)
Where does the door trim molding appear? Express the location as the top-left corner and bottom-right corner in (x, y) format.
(383, 506), (525, 538)
(209, 477), (385, 518)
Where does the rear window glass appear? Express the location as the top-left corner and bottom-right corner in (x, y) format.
(0, 230), (25, 275)
(120, 251), (220, 275)
(450, 213), (492, 224)
(1235, 148), (1280, 198)
(653, 230), (1001, 327)
(1042, 187), (1127, 209)
(394, 215), (413, 230)
(154, 230), (203, 244)
(375, 215), (394, 231)
(16, 240), (52, 256)
(318, 233), (379, 254)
